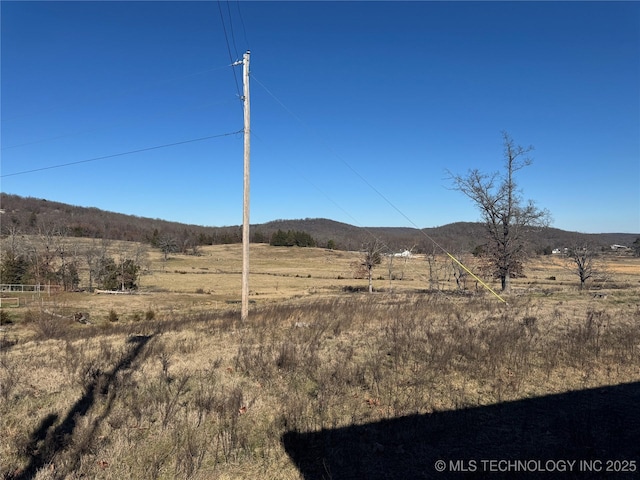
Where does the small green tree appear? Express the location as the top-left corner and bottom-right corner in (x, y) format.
(118, 259), (140, 290)
(270, 229), (291, 246)
(633, 238), (640, 257)
(96, 257), (119, 290)
(292, 230), (316, 247)
(0, 254), (30, 285)
(252, 230), (268, 243)
(158, 235), (178, 261)
(96, 257), (140, 290)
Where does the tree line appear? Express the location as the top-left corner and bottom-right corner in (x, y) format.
(0, 225), (146, 291)
(269, 229), (318, 247)
(2, 193), (632, 258)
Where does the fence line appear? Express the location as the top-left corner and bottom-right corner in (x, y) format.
(0, 284), (56, 294)
(0, 297), (19, 307)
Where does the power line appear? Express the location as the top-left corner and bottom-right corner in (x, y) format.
(225, 0), (240, 59)
(235, 0), (250, 50)
(251, 74), (507, 303)
(1, 130), (243, 178)
(252, 129), (430, 284)
(217, 0), (241, 99)
(2, 97), (239, 151)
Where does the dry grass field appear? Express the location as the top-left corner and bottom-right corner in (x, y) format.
(1, 242), (639, 479)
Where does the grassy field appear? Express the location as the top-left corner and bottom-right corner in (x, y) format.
(4, 241), (639, 324)
(1, 243), (639, 479)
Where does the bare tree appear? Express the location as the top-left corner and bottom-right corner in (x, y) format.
(3, 225), (22, 258)
(386, 254), (394, 292)
(425, 245), (444, 290)
(450, 252), (472, 291)
(361, 241), (384, 293)
(83, 241), (101, 292)
(55, 232), (80, 291)
(24, 221), (60, 287)
(566, 243), (605, 291)
(130, 242), (150, 287)
(449, 132), (550, 291)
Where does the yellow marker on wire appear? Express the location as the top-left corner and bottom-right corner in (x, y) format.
(446, 252), (507, 304)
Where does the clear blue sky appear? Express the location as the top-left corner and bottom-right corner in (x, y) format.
(2, 1), (639, 233)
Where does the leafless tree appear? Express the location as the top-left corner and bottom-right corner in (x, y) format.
(3, 225), (22, 258)
(361, 241), (384, 293)
(386, 254), (394, 292)
(24, 221), (60, 286)
(566, 243), (605, 291)
(55, 231), (81, 291)
(130, 242), (150, 287)
(83, 240), (101, 292)
(450, 252), (472, 291)
(448, 132), (550, 291)
(425, 245), (445, 290)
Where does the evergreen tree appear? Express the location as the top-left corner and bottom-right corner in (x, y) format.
(0, 254), (30, 284)
(95, 257), (140, 290)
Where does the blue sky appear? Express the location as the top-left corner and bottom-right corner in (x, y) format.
(1, 1), (638, 233)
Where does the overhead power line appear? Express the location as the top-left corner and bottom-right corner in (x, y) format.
(225, 0), (240, 59)
(218, 0), (241, 98)
(251, 74), (507, 304)
(2, 97), (239, 151)
(0, 130), (243, 178)
(235, 0), (250, 50)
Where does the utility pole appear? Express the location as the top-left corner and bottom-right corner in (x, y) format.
(241, 50), (251, 321)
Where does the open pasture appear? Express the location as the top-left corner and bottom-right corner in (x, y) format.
(1, 244), (639, 479)
(3, 241), (639, 325)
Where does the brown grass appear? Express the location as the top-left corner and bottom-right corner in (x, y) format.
(0, 244), (639, 479)
(6, 242), (639, 321)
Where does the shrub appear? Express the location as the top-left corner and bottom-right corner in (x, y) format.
(108, 309), (119, 322)
(0, 309), (13, 325)
(29, 312), (67, 339)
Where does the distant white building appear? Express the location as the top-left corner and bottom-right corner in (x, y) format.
(611, 244), (629, 251)
(393, 250), (413, 258)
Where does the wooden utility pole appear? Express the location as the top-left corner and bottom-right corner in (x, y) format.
(241, 51), (251, 321)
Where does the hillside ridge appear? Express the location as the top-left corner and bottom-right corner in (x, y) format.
(1, 193), (637, 253)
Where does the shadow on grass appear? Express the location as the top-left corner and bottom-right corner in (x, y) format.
(14, 335), (153, 480)
(282, 382), (640, 479)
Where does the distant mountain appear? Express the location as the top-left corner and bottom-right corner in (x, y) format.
(1, 193), (637, 253)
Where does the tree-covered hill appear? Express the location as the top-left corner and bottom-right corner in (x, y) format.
(1, 193), (637, 254)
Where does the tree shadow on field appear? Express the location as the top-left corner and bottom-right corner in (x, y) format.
(282, 382), (640, 479)
(13, 335), (153, 480)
